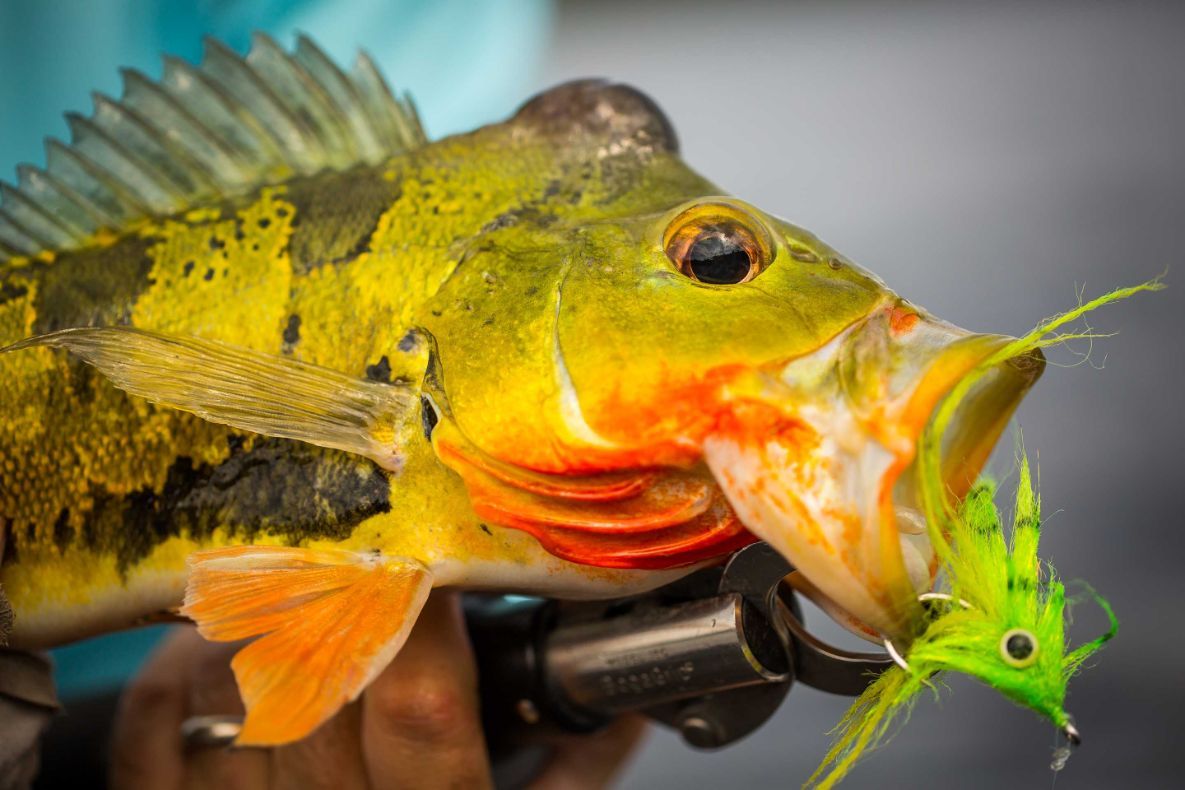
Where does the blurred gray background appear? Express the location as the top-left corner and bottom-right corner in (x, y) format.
(539, 1), (1183, 788)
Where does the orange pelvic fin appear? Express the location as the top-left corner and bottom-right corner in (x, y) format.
(179, 545), (432, 746)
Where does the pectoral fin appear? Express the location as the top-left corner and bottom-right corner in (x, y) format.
(180, 546), (432, 745)
(3, 326), (416, 470)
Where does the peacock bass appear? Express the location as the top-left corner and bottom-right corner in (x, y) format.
(0, 34), (1144, 784)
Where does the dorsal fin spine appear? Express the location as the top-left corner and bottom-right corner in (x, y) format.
(293, 36), (385, 162)
(157, 58), (286, 178)
(44, 138), (146, 220)
(1, 36), (427, 262)
(120, 66), (245, 190)
(248, 34), (355, 169)
(0, 185), (75, 248)
(0, 210), (44, 255)
(17, 165), (110, 234)
(91, 92), (218, 198)
(201, 38), (323, 167)
(66, 113), (183, 212)
(353, 53), (421, 150)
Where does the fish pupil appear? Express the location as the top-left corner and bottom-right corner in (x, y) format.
(687, 233), (753, 284)
(1006, 633), (1034, 660)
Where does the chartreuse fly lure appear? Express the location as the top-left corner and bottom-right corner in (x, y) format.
(808, 281), (1162, 789)
(0, 32), (1162, 783)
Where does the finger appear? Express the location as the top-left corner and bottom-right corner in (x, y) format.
(528, 715), (648, 790)
(110, 626), (196, 790)
(271, 700), (367, 790)
(362, 593), (493, 790)
(181, 632), (269, 790)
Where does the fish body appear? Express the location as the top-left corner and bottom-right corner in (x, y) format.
(1, 35), (1121, 768)
(1, 80), (702, 646)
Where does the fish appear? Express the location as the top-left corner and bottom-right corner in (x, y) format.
(0, 33), (1145, 777)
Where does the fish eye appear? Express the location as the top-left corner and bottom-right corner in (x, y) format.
(1000, 628), (1039, 668)
(663, 202), (774, 285)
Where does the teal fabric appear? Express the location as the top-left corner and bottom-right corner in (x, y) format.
(0, 0), (553, 700)
(50, 626), (176, 699)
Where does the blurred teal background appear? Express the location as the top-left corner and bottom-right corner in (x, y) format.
(0, 0), (554, 700)
(0, 0), (553, 175)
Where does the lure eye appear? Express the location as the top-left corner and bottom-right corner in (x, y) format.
(664, 202), (774, 285)
(1000, 628), (1039, 668)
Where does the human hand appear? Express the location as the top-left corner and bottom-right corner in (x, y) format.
(110, 593), (645, 790)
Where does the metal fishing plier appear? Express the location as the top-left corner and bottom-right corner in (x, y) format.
(465, 541), (894, 787)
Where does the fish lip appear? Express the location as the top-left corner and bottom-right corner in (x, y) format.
(872, 331), (1046, 630)
(703, 310), (1045, 641)
(894, 335), (1046, 511)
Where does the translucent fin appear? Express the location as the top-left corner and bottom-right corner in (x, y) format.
(0, 34), (426, 262)
(3, 326), (416, 471)
(180, 546), (432, 745)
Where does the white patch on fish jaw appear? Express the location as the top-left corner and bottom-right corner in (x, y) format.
(895, 506), (927, 535)
(551, 276), (618, 449)
(704, 418), (913, 640)
(899, 530), (934, 594)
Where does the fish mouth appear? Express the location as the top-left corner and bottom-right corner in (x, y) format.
(704, 304), (1044, 641)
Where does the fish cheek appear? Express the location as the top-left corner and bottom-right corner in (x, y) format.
(418, 244), (574, 472)
(555, 249), (886, 453)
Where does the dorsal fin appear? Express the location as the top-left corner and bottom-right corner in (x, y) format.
(0, 34), (427, 262)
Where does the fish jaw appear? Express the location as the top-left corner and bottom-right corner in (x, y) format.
(703, 304), (1044, 641)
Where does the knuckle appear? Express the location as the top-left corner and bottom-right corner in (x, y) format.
(118, 675), (178, 716)
(369, 671), (477, 743)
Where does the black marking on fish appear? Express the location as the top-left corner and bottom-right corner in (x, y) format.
(480, 213), (518, 234)
(397, 331), (419, 353)
(285, 168), (402, 273)
(479, 523), (492, 536)
(31, 236), (156, 333)
(0, 281), (28, 306)
(52, 508), (71, 553)
(77, 439), (391, 574)
(420, 395), (439, 439)
(2, 519), (16, 565)
(282, 314), (302, 346)
(366, 356), (392, 383)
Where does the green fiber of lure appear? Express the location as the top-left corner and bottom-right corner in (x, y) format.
(807, 278), (1164, 789)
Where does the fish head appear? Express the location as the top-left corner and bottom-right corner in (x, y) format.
(554, 196), (1044, 637)
(425, 82), (1042, 636)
